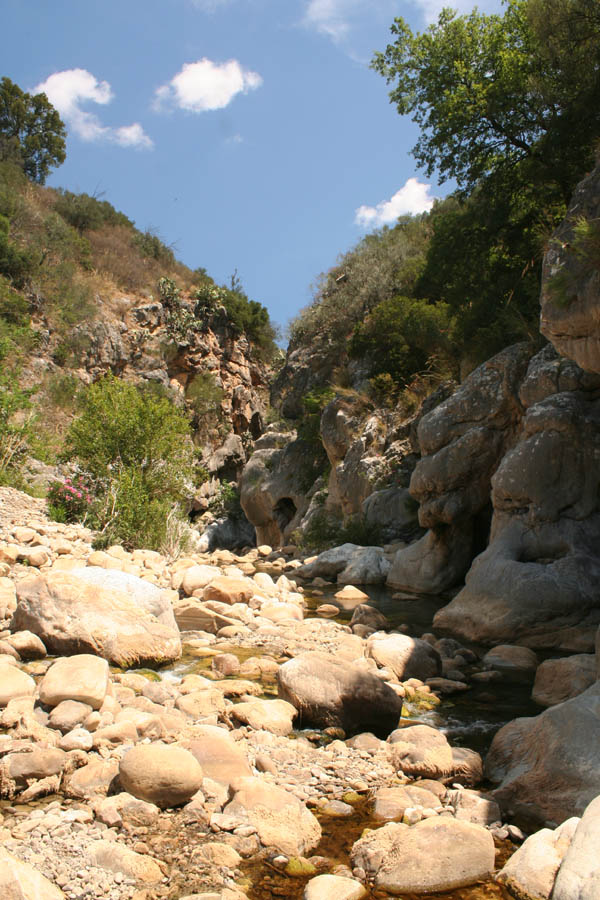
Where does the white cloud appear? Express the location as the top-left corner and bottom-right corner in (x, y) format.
(414, 0), (501, 23)
(355, 178), (435, 227)
(35, 69), (153, 149)
(303, 0), (399, 42)
(154, 59), (262, 113)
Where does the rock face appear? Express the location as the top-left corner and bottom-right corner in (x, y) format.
(350, 817), (495, 894)
(540, 162), (600, 373)
(485, 682), (600, 825)
(277, 651), (403, 737)
(388, 343), (531, 594)
(13, 570), (181, 667)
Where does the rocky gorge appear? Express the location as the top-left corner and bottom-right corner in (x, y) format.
(2, 156), (600, 900)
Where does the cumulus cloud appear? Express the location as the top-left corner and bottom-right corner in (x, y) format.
(355, 178), (435, 227)
(35, 69), (153, 149)
(154, 59), (262, 113)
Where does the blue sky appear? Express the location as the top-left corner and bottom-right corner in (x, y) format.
(5, 0), (501, 336)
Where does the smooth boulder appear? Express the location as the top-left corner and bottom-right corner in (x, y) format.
(277, 651), (403, 737)
(496, 817), (579, 900)
(388, 725), (454, 779)
(39, 654), (109, 709)
(367, 633), (441, 681)
(119, 743), (203, 809)
(553, 795), (600, 900)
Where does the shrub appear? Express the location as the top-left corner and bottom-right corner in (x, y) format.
(65, 374), (196, 550)
(47, 475), (93, 523)
(297, 509), (383, 552)
(208, 481), (244, 520)
(0, 369), (33, 484)
(54, 189), (133, 233)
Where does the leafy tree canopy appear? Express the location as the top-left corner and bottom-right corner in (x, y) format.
(0, 77), (66, 184)
(372, 0), (600, 199)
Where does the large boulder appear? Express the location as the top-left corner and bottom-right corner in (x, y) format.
(350, 817), (495, 894)
(119, 743), (203, 809)
(553, 794), (600, 900)
(387, 725), (454, 780)
(13, 570), (181, 667)
(486, 682), (600, 825)
(39, 654), (109, 709)
(532, 654), (597, 707)
(295, 544), (390, 585)
(70, 567), (177, 630)
(189, 725), (252, 788)
(277, 651), (403, 737)
(0, 663), (35, 707)
(367, 633), (441, 681)
(224, 776), (321, 856)
(496, 817), (579, 900)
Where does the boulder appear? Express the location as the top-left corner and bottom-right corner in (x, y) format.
(553, 795), (600, 900)
(450, 789), (501, 826)
(388, 725), (453, 779)
(49, 700), (93, 733)
(119, 743), (203, 808)
(71, 566), (178, 629)
(295, 544), (390, 585)
(181, 565), (221, 596)
(349, 604), (390, 632)
(372, 785), (441, 821)
(230, 698), (297, 735)
(387, 523), (475, 594)
(277, 651), (403, 737)
(189, 725), (252, 788)
(224, 776), (321, 856)
(486, 682), (600, 824)
(304, 874), (366, 900)
(202, 576), (256, 605)
(5, 631), (46, 660)
(63, 758), (119, 800)
(0, 847), (65, 899)
(481, 645), (539, 681)
(367, 633), (441, 681)
(14, 570), (181, 667)
(350, 817), (495, 893)
(532, 654), (597, 707)
(0, 664), (35, 707)
(496, 817), (579, 900)
(39, 654), (109, 709)
(88, 840), (162, 883)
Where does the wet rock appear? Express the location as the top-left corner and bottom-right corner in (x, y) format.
(486, 682), (600, 824)
(388, 725), (453, 779)
(349, 605), (390, 631)
(351, 817), (495, 893)
(119, 743), (203, 808)
(14, 570), (181, 666)
(496, 817), (579, 900)
(277, 651), (403, 736)
(224, 776), (321, 856)
(532, 654), (597, 707)
(482, 645), (539, 681)
(39, 654), (109, 709)
(367, 633), (441, 681)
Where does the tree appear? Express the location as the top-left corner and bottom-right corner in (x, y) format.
(372, 0), (600, 200)
(0, 76), (66, 184)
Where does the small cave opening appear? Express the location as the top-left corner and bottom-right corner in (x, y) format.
(250, 411), (263, 440)
(273, 497), (297, 531)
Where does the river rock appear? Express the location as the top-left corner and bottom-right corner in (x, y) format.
(482, 645), (539, 681)
(0, 664), (35, 707)
(450, 789), (501, 826)
(373, 785), (441, 821)
(48, 700), (93, 733)
(231, 698), (297, 735)
(189, 725), (252, 788)
(7, 746), (67, 787)
(367, 633), (441, 681)
(181, 564), (221, 595)
(119, 743), (203, 808)
(5, 630), (46, 659)
(64, 758), (119, 799)
(39, 654), (109, 709)
(496, 817), (579, 900)
(88, 840), (163, 883)
(14, 570), (181, 666)
(296, 544), (390, 584)
(349, 604), (390, 631)
(350, 817), (495, 893)
(277, 651), (403, 736)
(224, 776), (321, 856)
(553, 794), (600, 900)
(388, 725), (454, 779)
(71, 566), (177, 629)
(304, 874), (366, 900)
(532, 654), (597, 707)
(486, 682), (600, 824)
(203, 576), (255, 605)
(0, 847), (65, 898)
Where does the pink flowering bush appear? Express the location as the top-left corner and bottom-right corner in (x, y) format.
(47, 475), (94, 524)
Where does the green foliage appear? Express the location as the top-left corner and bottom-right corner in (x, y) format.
(209, 481), (244, 520)
(134, 230), (175, 266)
(0, 213), (33, 286)
(193, 279), (279, 360)
(372, 0), (599, 199)
(66, 374), (196, 550)
(290, 218), (429, 349)
(186, 372), (225, 419)
(54, 190), (133, 233)
(0, 367), (33, 484)
(298, 388), (336, 446)
(546, 215), (600, 308)
(0, 277), (38, 363)
(45, 372), (82, 410)
(47, 475), (93, 524)
(0, 76), (66, 184)
(349, 295), (453, 387)
(297, 509), (383, 553)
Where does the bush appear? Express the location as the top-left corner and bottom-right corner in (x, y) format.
(297, 509), (383, 552)
(65, 374), (196, 550)
(0, 369), (33, 485)
(54, 190), (134, 233)
(47, 475), (93, 523)
(208, 481), (244, 520)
